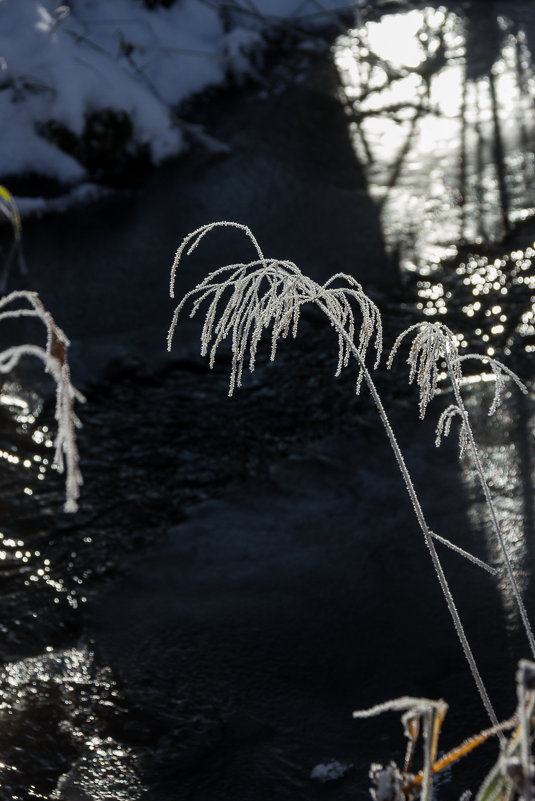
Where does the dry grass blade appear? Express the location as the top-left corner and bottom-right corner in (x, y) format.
(353, 697), (448, 801)
(355, 693), (518, 801)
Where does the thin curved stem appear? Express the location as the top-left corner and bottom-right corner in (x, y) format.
(318, 299), (500, 731)
(444, 350), (535, 658)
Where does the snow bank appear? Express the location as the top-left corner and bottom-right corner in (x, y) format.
(0, 0), (353, 201)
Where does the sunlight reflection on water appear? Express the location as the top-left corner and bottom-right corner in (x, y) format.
(335, 3), (535, 360)
(0, 387), (86, 610)
(334, 4), (535, 270)
(0, 646), (143, 800)
(334, 2), (535, 654)
(460, 383), (534, 635)
(415, 240), (535, 358)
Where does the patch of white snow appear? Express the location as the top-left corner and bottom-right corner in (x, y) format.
(0, 0), (354, 204)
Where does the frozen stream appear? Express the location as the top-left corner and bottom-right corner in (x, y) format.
(2, 2), (535, 799)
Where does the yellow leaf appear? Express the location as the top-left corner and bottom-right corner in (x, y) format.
(0, 184), (21, 237)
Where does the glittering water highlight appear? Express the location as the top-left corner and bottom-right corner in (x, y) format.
(334, 4), (535, 273)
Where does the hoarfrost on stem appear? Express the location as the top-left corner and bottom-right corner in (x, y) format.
(389, 320), (535, 658)
(0, 291), (84, 512)
(168, 221), (383, 396)
(168, 222), (504, 730)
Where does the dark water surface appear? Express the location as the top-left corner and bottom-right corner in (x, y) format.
(2, 2), (535, 798)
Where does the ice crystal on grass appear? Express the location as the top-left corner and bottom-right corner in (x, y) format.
(354, 697), (448, 801)
(508, 660), (535, 801)
(170, 224), (535, 800)
(0, 291), (84, 512)
(354, 686), (523, 801)
(389, 321), (535, 659)
(469, 660), (535, 801)
(169, 222), (503, 731)
(459, 353), (528, 417)
(168, 221), (383, 395)
(428, 529), (496, 574)
(388, 322), (461, 419)
(388, 321), (527, 428)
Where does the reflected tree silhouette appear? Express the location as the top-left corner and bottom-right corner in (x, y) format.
(335, 2), (535, 358)
(337, 2), (535, 265)
(335, 1), (535, 646)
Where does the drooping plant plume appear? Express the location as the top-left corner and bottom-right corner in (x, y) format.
(167, 221), (535, 733)
(388, 321), (535, 658)
(0, 290), (84, 512)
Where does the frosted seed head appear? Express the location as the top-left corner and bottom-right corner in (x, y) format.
(389, 322), (462, 418)
(169, 225), (384, 397)
(435, 404), (469, 455)
(0, 292), (83, 512)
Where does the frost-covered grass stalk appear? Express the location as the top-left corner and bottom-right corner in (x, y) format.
(168, 221), (506, 730)
(0, 290), (84, 512)
(351, 672), (529, 801)
(353, 696), (449, 801)
(388, 323), (535, 658)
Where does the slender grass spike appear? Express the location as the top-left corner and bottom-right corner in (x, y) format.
(168, 222), (503, 730)
(388, 321), (535, 659)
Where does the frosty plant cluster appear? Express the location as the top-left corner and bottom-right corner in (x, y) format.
(168, 221), (535, 800)
(0, 186), (82, 512)
(0, 290), (83, 513)
(353, 660), (535, 801)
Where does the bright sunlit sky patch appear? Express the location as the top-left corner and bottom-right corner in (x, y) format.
(365, 7), (446, 69)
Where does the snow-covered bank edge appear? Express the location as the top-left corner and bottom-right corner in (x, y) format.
(0, 0), (354, 212)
